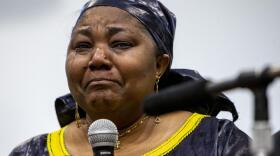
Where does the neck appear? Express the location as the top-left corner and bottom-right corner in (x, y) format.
(85, 110), (144, 129)
(118, 114), (149, 137)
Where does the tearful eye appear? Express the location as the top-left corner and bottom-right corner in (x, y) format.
(75, 42), (92, 54)
(111, 41), (133, 50)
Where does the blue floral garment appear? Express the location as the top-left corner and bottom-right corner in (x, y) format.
(9, 134), (48, 156)
(9, 116), (251, 156)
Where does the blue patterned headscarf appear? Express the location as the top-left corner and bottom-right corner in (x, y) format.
(75, 0), (176, 67)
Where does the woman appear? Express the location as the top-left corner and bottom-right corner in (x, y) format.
(10, 0), (250, 155)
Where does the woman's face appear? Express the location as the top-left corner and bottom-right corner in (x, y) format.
(66, 6), (169, 121)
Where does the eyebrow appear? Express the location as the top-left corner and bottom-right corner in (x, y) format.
(72, 26), (92, 37)
(72, 26), (127, 37)
(107, 25), (149, 38)
(106, 26), (128, 36)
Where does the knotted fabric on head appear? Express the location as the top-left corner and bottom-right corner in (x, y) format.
(76, 0), (176, 66)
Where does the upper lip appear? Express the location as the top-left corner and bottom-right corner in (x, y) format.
(84, 78), (121, 89)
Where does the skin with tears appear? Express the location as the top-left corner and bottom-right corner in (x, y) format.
(63, 6), (191, 156)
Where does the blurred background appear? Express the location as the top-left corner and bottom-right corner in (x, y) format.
(1, 0), (279, 155)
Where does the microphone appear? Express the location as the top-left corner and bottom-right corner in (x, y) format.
(88, 119), (118, 156)
(143, 80), (212, 116)
(143, 65), (280, 116)
(143, 80), (210, 116)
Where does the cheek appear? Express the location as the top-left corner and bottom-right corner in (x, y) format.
(65, 53), (88, 93)
(117, 52), (157, 94)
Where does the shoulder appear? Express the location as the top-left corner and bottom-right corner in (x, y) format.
(201, 117), (250, 142)
(169, 116), (251, 156)
(195, 117), (251, 155)
(213, 118), (251, 155)
(9, 134), (49, 156)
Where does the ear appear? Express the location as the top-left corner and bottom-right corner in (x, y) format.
(156, 54), (170, 77)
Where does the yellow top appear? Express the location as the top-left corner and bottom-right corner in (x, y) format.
(47, 113), (206, 156)
(47, 126), (69, 156)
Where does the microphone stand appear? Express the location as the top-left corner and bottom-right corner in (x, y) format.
(250, 84), (273, 156)
(207, 67), (277, 156)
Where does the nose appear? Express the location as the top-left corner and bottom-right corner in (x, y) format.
(88, 47), (112, 71)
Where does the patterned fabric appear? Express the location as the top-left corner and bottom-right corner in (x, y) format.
(9, 114), (251, 156)
(167, 117), (251, 156)
(9, 134), (48, 156)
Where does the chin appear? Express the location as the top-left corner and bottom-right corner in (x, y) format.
(85, 91), (122, 112)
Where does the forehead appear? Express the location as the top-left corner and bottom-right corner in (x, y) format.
(75, 6), (147, 33)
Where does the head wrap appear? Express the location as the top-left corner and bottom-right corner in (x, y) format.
(75, 0), (176, 67)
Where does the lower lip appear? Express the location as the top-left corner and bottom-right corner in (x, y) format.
(86, 80), (118, 90)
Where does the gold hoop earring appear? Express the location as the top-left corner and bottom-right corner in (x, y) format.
(75, 102), (81, 128)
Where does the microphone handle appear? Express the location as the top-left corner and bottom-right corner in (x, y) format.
(93, 146), (114, 156)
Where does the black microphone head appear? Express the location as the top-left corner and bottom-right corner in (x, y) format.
(88, 119), (118, 148)
(143, 80), (209, 116)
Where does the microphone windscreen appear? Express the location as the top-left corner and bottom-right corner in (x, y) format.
(88, 119), (118, 148)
